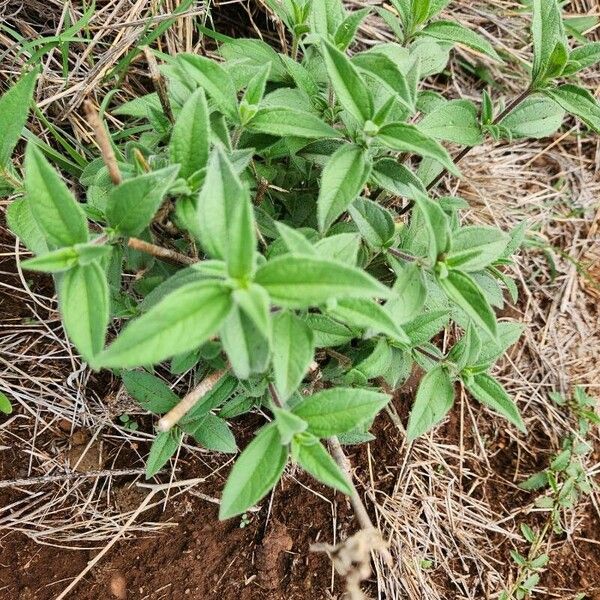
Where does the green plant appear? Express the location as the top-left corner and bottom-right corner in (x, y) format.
(4, 0), (600, 523)
(501, 387), (598, 599)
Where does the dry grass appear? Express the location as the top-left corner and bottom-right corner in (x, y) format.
(0, 0), (599, 598)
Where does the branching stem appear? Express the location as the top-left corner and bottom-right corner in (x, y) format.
(158, 369), (229, 431)
(84, 100), (122, 185)
(399, 87), (532, 214)
(127, 237), (196, 265)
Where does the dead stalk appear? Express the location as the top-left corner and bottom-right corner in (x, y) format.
(158, 369), (229, 432)
(127, 237), (196, 265)
(84, 100), (122, 185)
(143, 46), (174, 123)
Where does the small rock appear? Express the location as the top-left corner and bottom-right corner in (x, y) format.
(110, 572), (127, 599)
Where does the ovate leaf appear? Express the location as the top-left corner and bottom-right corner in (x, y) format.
(544, 84), (600, 133)
(328, 297), (409, 343)
(197, 147), (256, 278)
(6, 198), (49, 255)
(185, 413), (237, 453)
(25, 144), (89, 247)
(146, 429), (181, 478)
(386, 262), (426, 324)
(446, 226), (509, 272)
(0, 69), (38, 167)
(169, 87), (210, 179)
(321, 39), (374, 124)
(563, 42), (600, 75)
(499, 95), (565, 139)
(176, 54), (238, 121)
(122, 370), (179, 414)
(106, 166), (180, 236)
(219, 423), (288, 519)
(531, 0), (568, 85)
(292, 435), (353, 494)
(421, 21), (501, 61)
(418, 99), (483, 146)
(464, 373), (526, 432)
(247, 107), (342, 139)
(317, 144), (371, 232)
(58, 262), (109, 363)
(95, 281), (232, 369)
(255, 255), (390, 308)
(377, 123), (460, 177)
(412, 189), (450, 264)
(272, 312), (314, 401)
(438, 270), (497, 339)
(407, 365), (454, 440)
(293, 388), (390, 437)
(348, 197), (395, 249)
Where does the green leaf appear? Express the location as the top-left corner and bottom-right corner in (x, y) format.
(146, 429), (181, 478)
(181, 373), (239, 423)
(185, 413), (237, 453)
(321, 39), (374, 124)
(121, 370), (179, 414)
(421, 21), (501, 61)
(0, 69), (37, 167)
(418, 100), (483, 146)
(292, 435), (353, 494)
(412, 189), (450, 264)
(169, 87), (210, 179)
(377, 123), (460, 177)
(293, 387), (390, 437)
(58, 262), (109, 363)
(220, 304), (271, 379)
(273, 407), (308, 445)
(348, 197), (395, 249)
(24, 144), (89, 248)
(531, 0), (568, 85)
(304, 314), (356, 347)
(0, 391), (13, 415)
(219, 423), (288, 519)
(352, 52), (413, 111)
(544, 84), (600, 133)
(106, 166), (180, 236)
(334, 7), (370, 50)
(242, 63), (270, 107)
(446, 226), (509, 271)
(563, 42), (600, 75)
(476, 321), (523, 366)
(233, 284), (271, 339)
(276, 222), (316, 255)
(21, 246), (79, 273)
(464, 373), (526, 432)
(197, 147), (256, 279)
(272, 312), (314, 401)
(95, 281), (232, 369)
(328, 297), (409, 343)
(247, 107), (342, 139)
(314, 233), (361, 265)
(499, 95), (565, 139)
(386, 262), (426, 324)
(403, 310), (449, 346)
(220, 38), (288, 82)
(438, 270), (497, 339)
(310, 0), (346, 37)
(6, 198), (49, 255)
(255, 255), (390, 308)
(371, 158), (426, 198)
(317, 144), (371, 232)
(407, 365), (454, 440)
(176, 54), (238, 120)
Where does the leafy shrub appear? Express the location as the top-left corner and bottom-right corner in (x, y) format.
(4, 0), (599, 520)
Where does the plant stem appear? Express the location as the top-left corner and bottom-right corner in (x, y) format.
(398, 87), (532, 215)
(84, 100), (122, 185)
(158, 369), (229, 431)
(127, 237), (196, 265)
